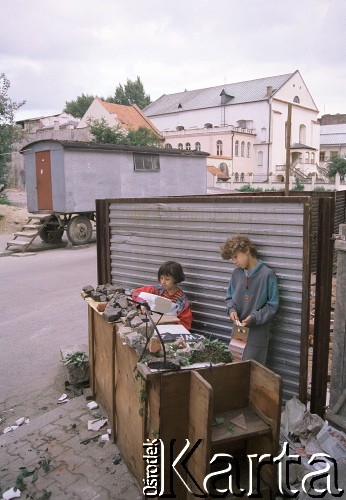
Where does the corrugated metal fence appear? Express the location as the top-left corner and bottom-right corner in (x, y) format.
(97, 195), (312, 403)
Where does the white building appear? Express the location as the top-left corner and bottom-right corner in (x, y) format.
(144, 70), (320, 182)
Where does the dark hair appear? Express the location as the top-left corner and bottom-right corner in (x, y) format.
(220, 234), (258, 260)
(158, 261), (186, 284)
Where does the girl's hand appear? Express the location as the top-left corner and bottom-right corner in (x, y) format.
(240, 315), (252, 326)
(229, 311), (239, 323)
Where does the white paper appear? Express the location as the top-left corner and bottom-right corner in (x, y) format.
(2, 487), (21, 499)
(88, 418), (108, 431)
(87, 401), (99, 410)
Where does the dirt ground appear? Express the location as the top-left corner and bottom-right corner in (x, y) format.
(0, 204), (29, 234)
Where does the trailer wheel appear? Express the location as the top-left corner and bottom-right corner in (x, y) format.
(39, 215), (64, 243)
(66, 215), (93, 245)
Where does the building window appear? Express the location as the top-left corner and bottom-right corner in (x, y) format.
(185, 142), (191, 150)
(320, 151), (325, 162)
(305, 152), (309, 163)
(235, 140), (239, 157)
(234, 172), (239, 181)
(165, 143), (172, 149)
(258, 151), (263, 166)
(204, 123), (212, 128)
(241, 141), (245, 157)
(176, 126), (184, 131)
(293, 96), (300, 103)
(299, 124), (306, 144)
(237, 120), (246, 129)
(219, 163), (229, 176)
(195, 142), (201, 151)
(261, 127), (267, 142)
(133, 154), (160, 171)
(311, 152), (315, 164)
(216, 140), (223, 155)
(178, 143), (183, 150)
(247, 142), (251, 157)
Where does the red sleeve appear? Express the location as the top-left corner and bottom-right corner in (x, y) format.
(132, 285), (158, 304)
(178, 305), (193, 330)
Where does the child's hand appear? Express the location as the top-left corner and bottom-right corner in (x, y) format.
(229, 311), (239, 323)
(240, 315), (252, 326)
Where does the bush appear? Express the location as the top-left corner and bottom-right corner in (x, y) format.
(238, 185), (263, 192)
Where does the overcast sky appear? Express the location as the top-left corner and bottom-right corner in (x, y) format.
(2, 0), (345, 121)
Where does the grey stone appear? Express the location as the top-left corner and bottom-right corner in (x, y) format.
(130, 316), (144, 329)
(124, 332), (146, 355)
(103, 306), (122, 322)
(82, 285), (94, 295)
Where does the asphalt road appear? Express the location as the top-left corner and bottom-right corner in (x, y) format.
(0, 242), (98, 427)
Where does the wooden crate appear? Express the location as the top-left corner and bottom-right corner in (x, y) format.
(87, 302), (282, 498)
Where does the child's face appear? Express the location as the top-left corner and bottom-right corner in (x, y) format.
(231, 250), (250, 269)
(159, 274), (177, 293)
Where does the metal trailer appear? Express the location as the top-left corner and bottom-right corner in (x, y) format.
(14, 139), (208, 248)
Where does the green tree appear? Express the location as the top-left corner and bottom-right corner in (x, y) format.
(107, 76), (151, 109)
(63, 93), (96, 118)
(0, 73), (25, 194)
(291, 176), (305, 191)
(88, 118), (128, 144)
(326, 155), (346, 179)
(127, 127), (161, 147)
(89, 119), (161, 147)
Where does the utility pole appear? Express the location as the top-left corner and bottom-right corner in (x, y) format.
(285, 103), (292, 196)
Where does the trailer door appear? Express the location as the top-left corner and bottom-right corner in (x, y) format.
(35, 150), (52, 210)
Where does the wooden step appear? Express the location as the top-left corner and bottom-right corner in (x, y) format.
(14, 231), (39, 238)
(6, 240), (30, 247)
(28, 213), (52, 220)
(23, 224), (42, 229)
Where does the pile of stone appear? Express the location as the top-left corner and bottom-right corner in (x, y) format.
(82, 283), (154, 356)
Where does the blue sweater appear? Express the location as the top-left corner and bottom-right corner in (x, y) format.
(225, 260), (279, 364)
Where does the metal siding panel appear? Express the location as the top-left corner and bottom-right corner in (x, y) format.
(107, 198), (309, 402)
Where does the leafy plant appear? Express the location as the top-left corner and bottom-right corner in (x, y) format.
(62, 352), (88, 368)
(188, 337), (232, 364)
(291, 176), (305, 191)
(238, 185), (263, 192)
(212, 416), (225, 427)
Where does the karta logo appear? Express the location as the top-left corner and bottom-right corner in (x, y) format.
(142, 439), (344, 498)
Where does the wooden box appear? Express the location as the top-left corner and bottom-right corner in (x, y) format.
(87, 302), (282, 498)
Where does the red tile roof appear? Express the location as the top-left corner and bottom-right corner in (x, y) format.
(207, 166), (229, 179)
(99, 99), (162, 138)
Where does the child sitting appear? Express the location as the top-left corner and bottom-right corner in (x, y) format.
(132, 261), (192, 330)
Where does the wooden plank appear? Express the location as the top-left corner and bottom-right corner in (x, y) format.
(199, 361), (251, 413)
(188, 371), (212, 497)
(114, 332), (145, 486)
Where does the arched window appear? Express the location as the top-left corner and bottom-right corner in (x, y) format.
(204, 123), (212, 128)
(195, 142), (201, 151)
(299, 124), (306, 144)
(178, 143), (183, 150)
(241, 141), (245, 157)
(185, 142), (191, 150)
(311, 152), (315, 164)
(216, 140), (223, 155)
(293, 96), (300, 103)
(235, 140), (239, 157)
(305, 152), (309, 163)
(219, 163), (229, 176)
(165, 143), (172, 149)
(247, 142), (251, 157)
(176, 125), (184, 131)
(234, 172), (239, 181)
(258, 151), (263, 166)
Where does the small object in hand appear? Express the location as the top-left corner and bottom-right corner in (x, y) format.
(148, 337), (162, 353)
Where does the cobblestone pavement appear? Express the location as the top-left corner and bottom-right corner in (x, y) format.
(0, 396), (142, 499)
